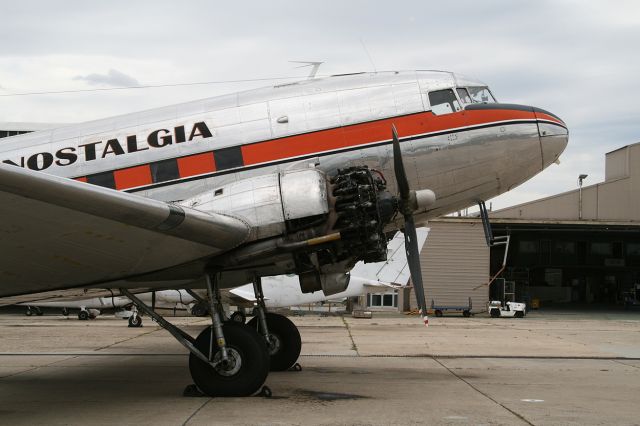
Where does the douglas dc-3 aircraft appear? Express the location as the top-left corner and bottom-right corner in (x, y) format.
(0, 70), (568, 397)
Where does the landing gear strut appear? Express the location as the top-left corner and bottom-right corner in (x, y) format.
(247, 276), (302, 371)
(119, 273), (269, 397)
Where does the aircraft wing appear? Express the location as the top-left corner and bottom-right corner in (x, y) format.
(0, 164), (250, 297)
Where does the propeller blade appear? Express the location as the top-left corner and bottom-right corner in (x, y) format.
(391, 125), (410, 200)
(391, 125), (428, 326)
(404, 215), (428, 327)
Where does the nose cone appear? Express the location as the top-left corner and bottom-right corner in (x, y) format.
(541, 132), (568, 166)
(534, 108), (568, 167)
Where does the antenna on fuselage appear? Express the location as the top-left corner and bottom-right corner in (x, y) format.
(289, 61), (323, 79)
(359, 38), (378, 72)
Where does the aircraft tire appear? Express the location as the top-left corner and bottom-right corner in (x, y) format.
(190, 303), (209, 317)
(25, 308), (33, 317)
(128, 315), (143, 327)
(189, 322), (269, 397)
(230, 311), (246, 324)
(35, 308), (43, 316)
(248, 313), (301, 371)
(62, 308), (69, 316)
(78, 310), (89, 320)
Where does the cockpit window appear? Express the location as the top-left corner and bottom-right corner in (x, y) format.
(428, 89), (461, 115)
(456, 88), (472, 104)
(467, 86), (496, 103)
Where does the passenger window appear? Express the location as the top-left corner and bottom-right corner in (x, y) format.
(456, 88), (472, 104)
(428, 89), (460, 115)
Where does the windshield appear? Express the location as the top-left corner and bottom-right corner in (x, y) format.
(456, 88), (472, 104)
(467, 86), (496, 103)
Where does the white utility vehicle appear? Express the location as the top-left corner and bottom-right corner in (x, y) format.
(488, 300), (526, 318)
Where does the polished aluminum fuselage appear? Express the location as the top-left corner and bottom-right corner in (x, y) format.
(0, 70), (567, 223)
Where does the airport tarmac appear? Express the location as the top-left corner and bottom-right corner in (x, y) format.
(1, 310), (639, 425)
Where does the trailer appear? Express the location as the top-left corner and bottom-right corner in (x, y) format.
(430, 297), (472, 317)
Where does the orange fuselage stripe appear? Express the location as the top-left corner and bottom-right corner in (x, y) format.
(77, 108), (553, 190)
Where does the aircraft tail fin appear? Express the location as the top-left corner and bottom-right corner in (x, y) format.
(349, 227), (429, 287)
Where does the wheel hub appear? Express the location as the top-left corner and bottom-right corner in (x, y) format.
(267, 333), (282, 356)
(213, 347), (242, 377)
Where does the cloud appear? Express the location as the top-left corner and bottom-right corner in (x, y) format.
(73, 69), (140, 87)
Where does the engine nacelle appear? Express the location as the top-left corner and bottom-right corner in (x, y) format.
(184, 169), (329, 240)
(299, 271), (350, 296)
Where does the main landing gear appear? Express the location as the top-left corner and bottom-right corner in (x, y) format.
(119, 271), (302, 397)
(247, 277), (302, 371)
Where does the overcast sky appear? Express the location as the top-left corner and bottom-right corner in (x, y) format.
(1, 0), (638, 210)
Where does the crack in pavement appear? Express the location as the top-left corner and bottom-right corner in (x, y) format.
(432, 357), (535, 426)
(93, 326), (164, 351)
(0, 354), (80, 379)
(341, 316), (359, 356)
(182, 398), (213, 426)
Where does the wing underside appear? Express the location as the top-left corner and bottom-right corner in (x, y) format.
(0, 164), (250, 297)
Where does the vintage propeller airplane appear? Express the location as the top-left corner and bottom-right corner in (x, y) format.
(0, 70), (568, 396)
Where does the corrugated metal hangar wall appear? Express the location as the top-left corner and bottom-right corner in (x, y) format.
(408, 219), (489, 313)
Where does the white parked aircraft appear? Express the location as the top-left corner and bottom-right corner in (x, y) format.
(0, 70), (568, 396)
(19, 289), (195, 326)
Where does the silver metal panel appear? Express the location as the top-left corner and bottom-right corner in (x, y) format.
(269, 96), (309, 137)
(392, 82), (424, 115)
(202, 92), (238, 112)
(190, 173), (286, 239)
(209, 106), (241, 127)
(238, 119), (272, 144)
(417, 71), (456, 93)
(239, 102), (269, 122)
(303, 92), (341, 130)
(280, 169), (328, 220)
(367, 85), (398, 119)
(338, 87), (374, 125)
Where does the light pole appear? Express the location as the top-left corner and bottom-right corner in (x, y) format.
(578, 174), (588, 220)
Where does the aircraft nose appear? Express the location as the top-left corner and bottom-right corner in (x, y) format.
(534, 108), (569, 166)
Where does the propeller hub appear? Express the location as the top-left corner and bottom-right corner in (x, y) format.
(411, 189), (436, 211)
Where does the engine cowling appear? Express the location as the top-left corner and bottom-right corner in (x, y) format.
(183, 166), (396, 295)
